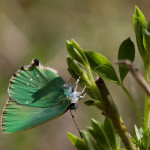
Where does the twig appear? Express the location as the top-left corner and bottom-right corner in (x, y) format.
(116, 59), (150, 97)
(95, 77), (137, 150)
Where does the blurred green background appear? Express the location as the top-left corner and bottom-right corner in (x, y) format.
(0, 0), (150, 150)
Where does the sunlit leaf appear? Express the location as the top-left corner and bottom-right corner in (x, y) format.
(143, 29), (150, 54)
(135, 6), (146, 26)
(96, 65), (119, 83)
(66, 41), (85, 65)
(67, 132), (88, 150)
(84, 51), (120, 83)
(67, 56), (90, 86)
(134, 125), (142, 142)
(71, 39), (88, 64)
(133, 12), (146, 59)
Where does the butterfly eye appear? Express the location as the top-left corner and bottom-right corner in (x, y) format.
(72, 88), (74, 92)
(69, 102), (78, 110)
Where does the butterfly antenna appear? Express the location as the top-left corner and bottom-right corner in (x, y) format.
(69, 109), (83, 138)
(67, 76), (73, 83)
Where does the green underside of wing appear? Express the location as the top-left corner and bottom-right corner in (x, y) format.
(2, 98), (69, 134)
(9, 66), (66, 107)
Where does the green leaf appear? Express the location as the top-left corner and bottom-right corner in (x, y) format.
(116, 134), (121, 149)
(132, 14), (136, 29)
(133, 17), (147, 59)
(66, 41), (86, 65)
(135, 6), (146, 26)
(133, 125), (144, 149)
(84, 51), (110, 69)
(67, 56), (83, 75)
(84, 100), (103, 110)
(86, 91), (96, 99)
(67, 132), (88, 150)
(84, 100), (95, 106)
(118, 38), (135, 81)
(91, 119), (111, 150)
(130, 136), (136, 144)
(87, 127), (102, 150)
(104, 118), (118, 150)
(133, 6), (147, 60)
(132, 126), (145, 149)
(67, 56), (90, 86)
(143, 29), (150, 54)
(95, 65), (120, 83)
(142, 129), (150, 149)
(81, 130), (97, 150)
(134, 125), (141, 141)
(71, 39), (88, 64)
(84, 51), (120, 83)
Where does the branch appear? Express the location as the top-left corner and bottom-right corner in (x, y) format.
(116, 59), (150, 97)
(95, 77), (137, 150)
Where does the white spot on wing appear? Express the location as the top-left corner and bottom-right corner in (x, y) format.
(26, 101), (29, 104)
(30, 78), (32, 81)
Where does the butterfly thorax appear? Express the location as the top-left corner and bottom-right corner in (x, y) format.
(63, 83), (81, 109)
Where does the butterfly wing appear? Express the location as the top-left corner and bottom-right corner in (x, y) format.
(8, 60), (66, 107)
(1, 97), (69, 134)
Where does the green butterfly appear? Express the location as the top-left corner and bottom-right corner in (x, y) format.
(1, 59), (85, 134)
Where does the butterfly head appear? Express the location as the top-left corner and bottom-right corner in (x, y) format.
(63, 83), (82, 110)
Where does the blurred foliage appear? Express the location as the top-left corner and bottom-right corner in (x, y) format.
(0, 0), (150, 150)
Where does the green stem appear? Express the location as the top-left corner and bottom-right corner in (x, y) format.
(144, 94), (150, 131)
(144, 63), (150, 131)
(121, 84), (143, 128)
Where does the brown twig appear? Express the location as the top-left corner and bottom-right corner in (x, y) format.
(116, 59), (150, 97)
(95, 77), (137, 150)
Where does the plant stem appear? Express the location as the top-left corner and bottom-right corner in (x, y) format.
(95, 78), (137, 150)
(144, 62), (150, 131)
(144, 94), (150, 131)
(121, 84), (143, 128)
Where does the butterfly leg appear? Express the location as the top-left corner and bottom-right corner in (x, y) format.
(79, 86), (87, 99)
(73, 72), (83, 91)
(69, 86), (87, 110)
